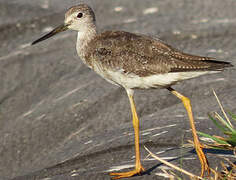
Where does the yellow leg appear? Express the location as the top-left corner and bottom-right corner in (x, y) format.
(110, 89), (145, 179)
(167, 87), (210, 177)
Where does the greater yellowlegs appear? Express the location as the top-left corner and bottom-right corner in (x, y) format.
(32, 4), (233, 179)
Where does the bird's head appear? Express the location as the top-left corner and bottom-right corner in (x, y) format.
(32, 4), (96, 45)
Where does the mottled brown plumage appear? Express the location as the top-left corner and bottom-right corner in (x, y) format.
(84, 30), (232, 77)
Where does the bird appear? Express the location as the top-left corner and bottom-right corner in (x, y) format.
(32, 4), (233, 179)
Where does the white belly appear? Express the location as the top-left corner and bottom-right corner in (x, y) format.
(92, 62), (215, 89)
(106, 70), (211, 89)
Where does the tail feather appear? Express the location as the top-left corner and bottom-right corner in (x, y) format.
(170, 59), (233, 72)
(200, 60), (233, 71)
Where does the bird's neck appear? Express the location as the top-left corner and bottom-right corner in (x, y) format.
(76, 25), (97, 60)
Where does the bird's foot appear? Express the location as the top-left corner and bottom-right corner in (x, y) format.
(109, 166), (145, 179)
(195, 142), (210, 177)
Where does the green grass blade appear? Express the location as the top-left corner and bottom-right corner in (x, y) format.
(214, 112), (234, 132)
(208, 113), (228, 133)
(198, 131), (230, 145)
(228, 111), (236, 121)
(226, 130), (236, 147)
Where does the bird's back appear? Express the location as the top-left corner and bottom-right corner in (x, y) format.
(85, 31), (232, 76)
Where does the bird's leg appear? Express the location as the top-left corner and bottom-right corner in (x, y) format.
(110, 89), (145, 179)
(167, 87), (210, 177)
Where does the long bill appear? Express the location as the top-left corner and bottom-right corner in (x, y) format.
(31, 24), (69, 45)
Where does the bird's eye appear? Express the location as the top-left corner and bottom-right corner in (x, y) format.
(77, 12), (83, 18)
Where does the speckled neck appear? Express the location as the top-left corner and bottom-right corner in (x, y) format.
(76, 25), (97, 65)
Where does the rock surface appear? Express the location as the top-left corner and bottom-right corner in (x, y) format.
(0, 0), (235, 179)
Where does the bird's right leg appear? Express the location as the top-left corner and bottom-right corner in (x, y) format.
(109, 89), (145, 179)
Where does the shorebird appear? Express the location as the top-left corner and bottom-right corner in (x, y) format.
(32, 4), (233, 179)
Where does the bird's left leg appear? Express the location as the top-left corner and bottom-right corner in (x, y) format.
(167, 87), (210, 177)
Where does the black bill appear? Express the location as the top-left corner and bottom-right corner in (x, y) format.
(32, 24), (69, 45)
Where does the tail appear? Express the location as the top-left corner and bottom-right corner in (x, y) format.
(171, 59), (233, 72)
(202, 60), (233, 71)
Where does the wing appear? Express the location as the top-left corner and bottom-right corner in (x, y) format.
(86, 31), (232, 77)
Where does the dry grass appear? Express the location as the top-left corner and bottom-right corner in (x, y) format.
(144, 146), (235, 180)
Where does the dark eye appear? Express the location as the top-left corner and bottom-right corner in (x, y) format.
(77, 12), (83, 18)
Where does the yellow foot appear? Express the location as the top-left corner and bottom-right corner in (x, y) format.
(195, 143), (210, 177)
(110, 166), (145, 179)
